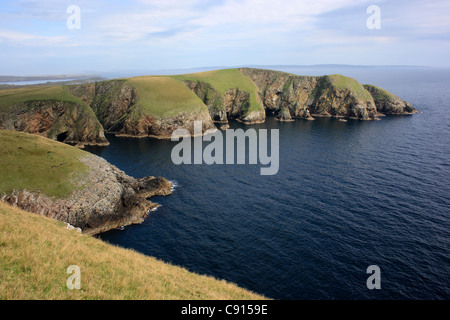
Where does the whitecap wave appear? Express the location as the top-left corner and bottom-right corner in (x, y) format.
(148, 204), (161, 213)
(169, 180), (179, 192)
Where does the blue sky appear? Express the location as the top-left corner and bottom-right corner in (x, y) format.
(0, 0), (449, 75)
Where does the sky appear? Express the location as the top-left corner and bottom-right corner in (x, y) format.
(0, 0), (449, 75)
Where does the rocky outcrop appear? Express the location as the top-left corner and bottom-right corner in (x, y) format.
(363, 84), (418, 115)
(307, 75), (378, 120)
(241, 68), (318, 120)
(182, 80), (265, 124)
(120, 109), (216, 139)
(0, 100), (108, 147)
(1, 153), (172, 235)
(182, 80), (227, 123)
(240, 68), (417, 121)
(223, 88), (265, 124)
(71, 80), (216, 139)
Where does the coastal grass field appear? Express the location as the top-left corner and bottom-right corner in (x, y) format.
(0, 201), (265, 300)
(0, 130), (88, 198)
(172, 68), (264, 113)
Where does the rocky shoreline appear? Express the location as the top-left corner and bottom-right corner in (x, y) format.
(1, 153), (173, 235)
(0, 68), (418, 147)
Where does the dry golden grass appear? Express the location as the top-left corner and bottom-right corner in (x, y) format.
(0, 202), (266, 300)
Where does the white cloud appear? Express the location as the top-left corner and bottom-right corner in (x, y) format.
(0, 29), (69, 45)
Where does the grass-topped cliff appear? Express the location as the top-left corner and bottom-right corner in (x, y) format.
(0, 85), (80, 108)
(0, 201), (264, 299)
(0, 130), (172, 234)
(0, 68), (418, 145)
(0, 130), (88, 198)
(0, 85), (107, 147)
(172, 69), (265, 122)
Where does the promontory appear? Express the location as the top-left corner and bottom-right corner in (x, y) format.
(0, 68), (418, 146)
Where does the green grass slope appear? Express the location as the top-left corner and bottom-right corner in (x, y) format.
(0, 85), (82, 110)
(327, 74), (373, 101)
(0, 130), (89, 198)
(125, 76), (209, 118)
(0, 201), (265, 299)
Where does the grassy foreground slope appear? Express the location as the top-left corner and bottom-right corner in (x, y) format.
(0, 130), (89, 198)
(0, 201), (265, 299)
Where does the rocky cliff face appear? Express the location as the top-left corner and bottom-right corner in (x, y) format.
(239, 68), (413, 121)
(363, 84), (418, 115)
(182, 80), (227, 123)
(307, 75), (378, 120)
(241, 68), (319, 120)
(1, 153), (172, 235)
(71, 80), (216, 139)
(0, 69), (418, 147)
(182, 80), (266, 125)
(0, 100), (108, 147)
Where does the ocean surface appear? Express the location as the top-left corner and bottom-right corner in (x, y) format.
(87, 66), (450, 300)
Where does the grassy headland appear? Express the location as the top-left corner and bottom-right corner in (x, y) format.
(0, 130), (89, 198)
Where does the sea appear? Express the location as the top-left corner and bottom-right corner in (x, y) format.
(86, 66), (450, 299)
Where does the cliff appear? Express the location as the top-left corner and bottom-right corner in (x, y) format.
(0, 68), (418, 146)
(240, 68), (417, 121)
(0, 130), (172, 235)
(69, 77), (216, 139)
(172, 69), (266, 124)
(363, 84), (418, 115)
(0, 85), (108, 147)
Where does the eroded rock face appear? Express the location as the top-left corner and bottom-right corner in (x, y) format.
(182, 80), (266, 125)
(89, 81), (137, 132)
(66, 82), (96, 105)
(182, 80), (227, 123)
(240, 68), (417, 121)
(307, 76), (378, 120)
(1, 153), (172, 235)
(364, 84), (418, 115)
(72, 80), (216, 139)
(241, 68), (319, 120)
(0, 101), (108, 147)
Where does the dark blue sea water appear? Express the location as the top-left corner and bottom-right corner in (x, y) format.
(87, 67), (450, 300)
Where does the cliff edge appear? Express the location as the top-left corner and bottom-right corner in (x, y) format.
(0, 130), (172, 235)
(0, 68), (418, 146)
